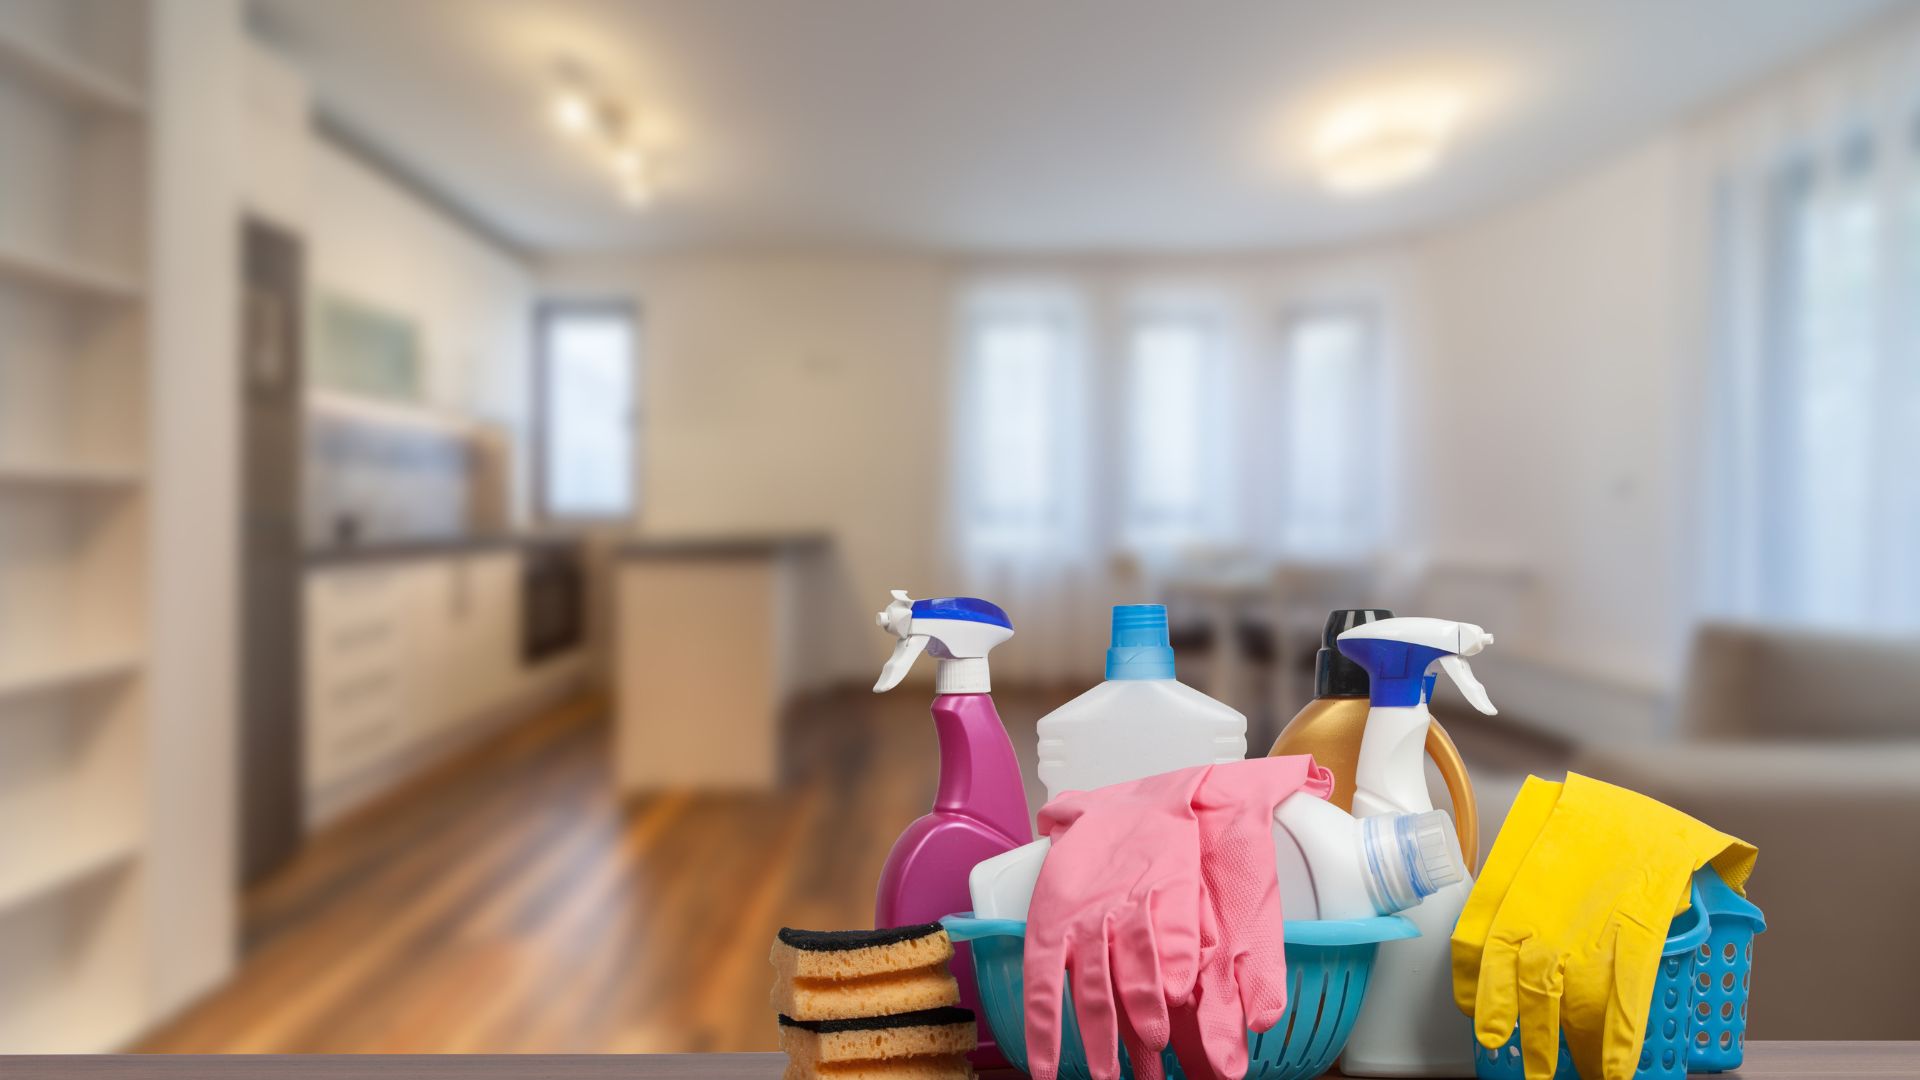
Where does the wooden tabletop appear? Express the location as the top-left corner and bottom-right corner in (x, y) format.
(3, 1045), (1917, 1079)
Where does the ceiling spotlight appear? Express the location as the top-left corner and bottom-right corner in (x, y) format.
(548, 59), (657, 208)
(552, 91), (594, 136)
(1311, 88), (1461, 194)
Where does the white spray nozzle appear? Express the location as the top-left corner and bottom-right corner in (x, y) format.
(1439, 655), (1496, 715)
(872, 590), (1014, 695)
(1338, 615), (1498, 715)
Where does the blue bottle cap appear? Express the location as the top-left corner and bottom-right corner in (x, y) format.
(1107, 604), (1176, 680)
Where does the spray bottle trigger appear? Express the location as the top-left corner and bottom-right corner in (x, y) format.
(874, 635), (929, 693)
(1438, 655), (1497, 715)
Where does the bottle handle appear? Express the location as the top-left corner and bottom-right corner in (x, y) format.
(1424, 722), (1479, 872)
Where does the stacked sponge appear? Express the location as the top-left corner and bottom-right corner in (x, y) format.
(772, 924), (975, 1080)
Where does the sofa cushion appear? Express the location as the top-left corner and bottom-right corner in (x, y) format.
(1678, 622), (1920, 739)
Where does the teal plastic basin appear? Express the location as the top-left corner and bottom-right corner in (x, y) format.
(943, 913), (1416, 1080)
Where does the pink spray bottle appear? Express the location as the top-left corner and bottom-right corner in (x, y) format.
(871, 591), (1031, 1068)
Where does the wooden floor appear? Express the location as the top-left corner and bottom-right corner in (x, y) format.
(138, 683), (1564, 1054)
(137, 688), (1053, 1053)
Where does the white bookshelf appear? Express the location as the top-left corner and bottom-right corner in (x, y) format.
(0, 23), (145, 118)
(0, 242), (145, 301)
(0, 460), (143, 492)
(0, 0), (156, 1054)
(0, 829), (140, 915)
(0, 648), (143, 707)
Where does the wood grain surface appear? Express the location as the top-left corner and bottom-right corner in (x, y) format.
(8, 1045), (1920, 1079)
(135, 690), (1057, 1053)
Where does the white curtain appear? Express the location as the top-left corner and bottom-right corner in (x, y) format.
(948, 272), (1394, 682)
(1118, 290), (1242, 554)
(947, 281), (1110, 684)
(1694, 15), (1920, 632)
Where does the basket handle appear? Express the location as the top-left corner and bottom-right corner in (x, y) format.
(1665, 878), (1713, 954)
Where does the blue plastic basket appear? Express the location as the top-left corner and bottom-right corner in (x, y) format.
(1687, 868), (1765, 1073)
(1472, 868), (1763, 1080)
(943, 912), (1416, 1080)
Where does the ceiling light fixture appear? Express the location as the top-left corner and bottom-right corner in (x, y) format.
(548, 61), (654, 209)
(552, 91), (595, 136)
(1311, 88), (1461, 194)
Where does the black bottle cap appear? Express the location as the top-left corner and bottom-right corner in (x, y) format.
(1314, 609), (1395, 698)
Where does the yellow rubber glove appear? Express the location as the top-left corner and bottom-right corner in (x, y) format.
(1452, 774), (1756, 1080)
(1450, 775), (1564, 1018)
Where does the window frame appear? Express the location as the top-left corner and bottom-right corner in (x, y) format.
(532, 298), (642, 525)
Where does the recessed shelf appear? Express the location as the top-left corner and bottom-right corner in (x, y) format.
(0, 26), (145, 119)
(0, 828), (138, 916)
(0, 649), (143, 708)
(0, 460), (143, 493)
(0, 243), (143, 302)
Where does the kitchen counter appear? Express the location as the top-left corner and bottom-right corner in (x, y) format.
(307, 534), (576, 567)
(3, 1045), (1913, 1078)
(617, 531), (830, 560)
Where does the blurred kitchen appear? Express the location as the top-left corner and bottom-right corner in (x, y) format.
(0, 0), (1915, 1057)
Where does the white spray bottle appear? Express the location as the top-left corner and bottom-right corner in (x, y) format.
(1334, 617), (1497, 1077)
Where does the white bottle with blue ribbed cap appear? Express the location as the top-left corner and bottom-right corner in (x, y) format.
(1034, 604), (1247, 801)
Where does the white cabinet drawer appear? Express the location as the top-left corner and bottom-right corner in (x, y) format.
(308, 565), (407, 624)
(306, 660), (406, 787)
(306, 699), (403, 789)
(305, 564), (416, 792)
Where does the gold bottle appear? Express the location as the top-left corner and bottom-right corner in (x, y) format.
(1268, 609), (1479, 870)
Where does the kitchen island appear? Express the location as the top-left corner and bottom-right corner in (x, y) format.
(615, 534), (835, 792)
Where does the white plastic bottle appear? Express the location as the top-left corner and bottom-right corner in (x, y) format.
(1035, 604), (1246, 801)
(1271, 793), (1464, 920)
(968, 793), (1464, 923)
(1335, 617), (1499, 1078)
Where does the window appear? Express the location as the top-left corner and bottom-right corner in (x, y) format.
(536, 302), (638, 520)
(1770, 148), (1880, 621)
(1274, 308), (1379, 555)
(1123, 308), (1234, 550)
(1703, 111), (1920, 631)
(955, 290), (1083, 554)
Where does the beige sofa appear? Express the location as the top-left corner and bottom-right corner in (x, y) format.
(1569, 622), (1920, 1040)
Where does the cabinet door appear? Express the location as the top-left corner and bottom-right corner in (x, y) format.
(401, 560), (457, 739)
(429, 552), (520, 726)
(467, 552), (521, 706)
(304, 567), (411, 792)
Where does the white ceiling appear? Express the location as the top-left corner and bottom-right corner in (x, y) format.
(254, 0), (1895, 254)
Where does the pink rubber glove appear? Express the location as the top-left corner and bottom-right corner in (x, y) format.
(1024, 757), (1332, 1080)
(1025, 767), (1209, 1080)
(1171, 758), (1333, 1080)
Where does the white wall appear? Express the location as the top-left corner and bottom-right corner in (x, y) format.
(541, 251), (952, 679)
(1411, 136), (1693, 718)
